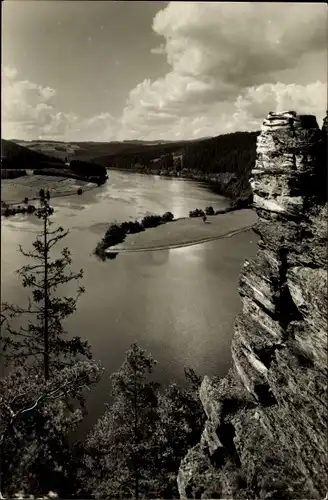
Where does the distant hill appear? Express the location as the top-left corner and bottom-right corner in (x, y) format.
(11, 137), (209, 162)
(90, 131), (259, 174)
(88, 139), (209, 167)
(1, 139), (107, 185)
(89, 130), (259, 204)
(1, 139), (65, 169)
(8, 131), (260, 203)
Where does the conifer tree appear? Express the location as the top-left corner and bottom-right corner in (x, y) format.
(0, 360), (103, 497)
(1, 193), (91, 380)
(153, 367), (206, 497)
(82, 343), (160, 499)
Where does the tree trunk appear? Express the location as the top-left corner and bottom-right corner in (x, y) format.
(44, 209), (49, 380)
(134, 367), (138, 500)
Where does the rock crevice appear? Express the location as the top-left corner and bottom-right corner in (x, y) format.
(177, 111), (327, 500)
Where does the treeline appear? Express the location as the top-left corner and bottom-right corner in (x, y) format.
(90, 140), (195, 168)
(0, 196), (206, 499)
(69, 159), (108, 184)
(91, 131), (259, 203)
(183, 131), (258, 175)
(92, 132), (258, 175)
(34, 161), (108, 185)
(95, 212), (174, 258)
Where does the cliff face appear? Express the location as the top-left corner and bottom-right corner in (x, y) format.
(177, 111), (327, 500)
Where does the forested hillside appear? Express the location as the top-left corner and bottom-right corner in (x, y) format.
(91, 131), (259, 204)
(1, 139), (65, 169)
(90, 132), (257, 171)
(5, 131), (260, 204)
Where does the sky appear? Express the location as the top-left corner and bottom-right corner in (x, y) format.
(2, 1), (327, 142)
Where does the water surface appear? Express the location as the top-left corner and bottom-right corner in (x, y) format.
(1, 171), (258, 433)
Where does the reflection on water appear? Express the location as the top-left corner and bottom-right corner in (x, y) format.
(1, 170), (259, 434)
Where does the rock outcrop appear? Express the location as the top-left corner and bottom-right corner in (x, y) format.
(178, 111), (327, 499)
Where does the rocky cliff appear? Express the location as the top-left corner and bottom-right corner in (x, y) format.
(177, 111), (327, 500)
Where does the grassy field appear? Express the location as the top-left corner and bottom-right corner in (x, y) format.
(1, 174), (97, 205)
(107, 209), (257, 253)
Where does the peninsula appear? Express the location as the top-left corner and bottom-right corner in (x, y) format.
(106, 209), (257, 253)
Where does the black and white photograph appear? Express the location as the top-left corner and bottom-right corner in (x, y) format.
(1, 1), (327, 499)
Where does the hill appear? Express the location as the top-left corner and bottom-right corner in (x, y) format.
(1, 139), (65, 169)
(12, 138), (207, 162)
(9, 131), (260, 204)
(90, 131), (259, 204)
(2, 139), (107, 185)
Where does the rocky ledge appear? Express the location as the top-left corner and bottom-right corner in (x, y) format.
(177, 111), (327, 499)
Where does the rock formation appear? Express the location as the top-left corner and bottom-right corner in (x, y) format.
(177, 111), (327, 499)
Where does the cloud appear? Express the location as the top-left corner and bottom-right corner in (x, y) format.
(150, 44), (166, 55)
(2, 3), (327, 142)
(3, 67), (18, 79)
(2, 68), (116, 141)
(232, 81), (327, 129)
(118, 2), (327, 139)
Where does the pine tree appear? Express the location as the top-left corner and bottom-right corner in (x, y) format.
(82, 343), (161, 499)
(1, 194), (92, 381)
(0, 360), (103, 497)
(154, 367), (206, 497)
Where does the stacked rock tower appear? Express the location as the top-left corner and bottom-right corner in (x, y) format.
(178, 111), (327, 500)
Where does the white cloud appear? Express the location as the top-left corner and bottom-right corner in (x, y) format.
(151, 44), (166, 55)
(118, 2), (327, 139)
(3, 67), (17, 79)
(2, 3), (327, 142)
(2, 68), (116, 141)
(232, 81), (327, 130)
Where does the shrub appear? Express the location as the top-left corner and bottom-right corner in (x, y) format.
(205, 206), (215, 216)
(128, 221), (144, 234)
(141, 214), (163, 228)
(27, 205), (36, 214)
(103, 224), (126, 244)
(77, 188), (83, 195)
(162, 211), (174, 222)
(120, 221), (144, 234)
(189, 208), (205, 218)
(24, 197), (29, 204)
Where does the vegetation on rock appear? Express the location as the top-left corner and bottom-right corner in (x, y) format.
(177, 111), (328, 500)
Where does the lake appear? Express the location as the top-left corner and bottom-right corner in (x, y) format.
(1, 170), (259, 434)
